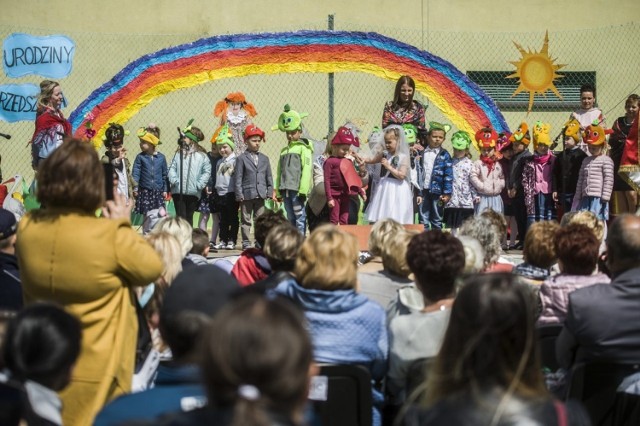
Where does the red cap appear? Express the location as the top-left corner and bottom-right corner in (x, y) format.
(331, 126), (360, 147)
(244, 124), (265, 141)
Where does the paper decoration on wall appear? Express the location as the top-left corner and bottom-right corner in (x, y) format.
(507, 31), (565, 114)
(0, 84), (39, 123)
(69, 30), (509, 141)
(3, 33), (75, 79)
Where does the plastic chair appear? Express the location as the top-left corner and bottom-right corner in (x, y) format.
(536, 323), (563, 371)
(567, 362), (640, 425)
(308, 364), (373, 426)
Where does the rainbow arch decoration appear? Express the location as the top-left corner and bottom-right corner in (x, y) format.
(70, 30), (509, 140)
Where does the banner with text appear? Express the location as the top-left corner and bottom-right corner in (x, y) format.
(0, 84), (39, 122)
(3, 33), (75, 78)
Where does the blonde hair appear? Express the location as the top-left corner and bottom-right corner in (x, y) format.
(145, 232), (184, 286)
(566, 210), (605, 243)
(381, 230), (416, 278)
(295, 224), (359, 290)
(151, 216), (193, 257)
(37, 80), (59, 110)
(368, 218), (404, 256)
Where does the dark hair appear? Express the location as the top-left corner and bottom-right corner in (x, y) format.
(406, 231), (465, 301)
(607, 215), (640, 275)
(104, 123), (125, 147)
(37, 138), (105, 211)
(426, 274), (546, 407)
(554, 224), (599, 275)
(160, 310), (210, 362)
(263, 222), (303, 272)
(392, 75), (416, 108)
(580, 83), (596, 98)
(254, 210), (288, 248)
(2, 303), (81, 390)
(202, 294), (312, 426)
(523, 221), (559, 269)
(190, 228), (210, 256)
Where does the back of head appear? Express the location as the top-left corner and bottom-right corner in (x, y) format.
(459, 216), (502, 268)
(426, 273), (545, 405)
(296, 224), (359, 291)
(406, 231), (465, 301)
(381, 230), (416, 278)
(254, 210), (288, 248)
(523, 221), (559, 269)
(564, 210), (604, 243)
(152, 216), (193, 257)
(2, 303), (81, 391)
(368, 218), (404, 257)
(555, 224), (599, 275)
(190, 228), (210, 256)
(160, 265), (239, 362)
(146, 231), (183, 285)
(607, 215), (640, 276)
(263, 222), (303, 273)
(480, 209), (508, 241)
(202, 293), (312, 426)
(37, 138), (104, 211)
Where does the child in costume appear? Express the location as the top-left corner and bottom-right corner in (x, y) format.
(199, 131), (223, 249)
(214, 125), (239, 250)
(102, 123), (134, 205)
(213, 92), (257, 154)
(571, 84), (607, 152)
(323, 126), (367, 225)
(470, 127), (505, 215)
(553, 118), (587, 215)
(363, 127), (384, 212)
(609, 94), (639, 214)
(416, 122), (453, 230)
(234, 124), (273, 249)
(168, 120), (212, 226)
(273, 104), (314, 234)
(497, 133), (517, 249)
(444, 130), (476, 232)
(364, 125), (413, 224)
(507, 122), (532, 249)
(522, 122), (556, 225)
(132, 125), (168, 232)
(571, 122), (614, 221)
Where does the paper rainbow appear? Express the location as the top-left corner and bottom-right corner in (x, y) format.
(70, 30), (508, 140)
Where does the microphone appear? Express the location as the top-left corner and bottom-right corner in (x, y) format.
(0, 133), (11, 140)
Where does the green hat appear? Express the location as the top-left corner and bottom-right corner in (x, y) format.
(451, 130), (472, 150)
(403, 124), (418, 144)
(429, 121), (452, 134)
(271, 104), (309, 132)
(182, 119), (199, 143)
(215, 124), (236, 151)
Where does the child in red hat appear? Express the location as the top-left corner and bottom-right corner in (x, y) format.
(323, 126), (366, 225)
(234, 124), (274, 249)
(470, 127), (505, 215)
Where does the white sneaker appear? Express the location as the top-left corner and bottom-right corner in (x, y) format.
(213, 242), (226, 250)
(226, 241), (235, 250)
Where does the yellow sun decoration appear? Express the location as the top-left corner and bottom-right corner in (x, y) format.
(507, 31), (565, 114)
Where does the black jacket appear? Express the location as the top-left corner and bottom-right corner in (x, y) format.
(553, 148), (587, 195)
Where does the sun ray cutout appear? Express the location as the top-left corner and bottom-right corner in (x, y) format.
(507, 31), (565, 114)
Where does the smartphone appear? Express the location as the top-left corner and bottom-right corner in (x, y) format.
(103, 163), (115, 201)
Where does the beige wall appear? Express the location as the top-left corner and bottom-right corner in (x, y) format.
(2, 0), (639, 34)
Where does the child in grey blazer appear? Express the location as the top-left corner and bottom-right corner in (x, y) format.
(235, 125), (274, 249)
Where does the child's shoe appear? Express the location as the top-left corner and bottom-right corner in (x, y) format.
(226, 241), (236, 250)
(214, 241), (227, 250)
(242, 241), (251, 250)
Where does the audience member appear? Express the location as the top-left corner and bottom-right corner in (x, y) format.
(0, 303), (81, 426)
(0, 208), (20, 310)
(276, 224), (387, 425)
(456, 236), (485, 274)
(94, 266), (240, 425)
(230, 210), (288, 286)
(387, 231), (465, 403)
(403, 273), (589, 425)
(480, 209), (515, 270)
(252, 222), (304, 293)
(186, 228), (211, 265)
(358, 229), (415, 308)
(152, 216), (195, 269)
(513, 221), (560, 286)
(557, 215), (640, 368)
(458, 215), (507, 272)
(538, 224), (610, 325)
(17, 138), (163, 426)
(360, 218), (405, 269)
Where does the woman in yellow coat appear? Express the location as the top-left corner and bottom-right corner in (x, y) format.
(17, 138), (163, 426)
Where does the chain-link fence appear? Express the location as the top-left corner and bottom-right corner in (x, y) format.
(1, 21), (638, 182)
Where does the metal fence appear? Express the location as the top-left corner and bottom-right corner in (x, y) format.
(1, 21), (638, 182)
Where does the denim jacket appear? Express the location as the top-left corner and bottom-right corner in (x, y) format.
(132, 152), (168, 192)
(416, 149), (453, 195)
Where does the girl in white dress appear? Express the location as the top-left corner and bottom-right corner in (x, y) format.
(363, 125), (414, 224)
